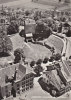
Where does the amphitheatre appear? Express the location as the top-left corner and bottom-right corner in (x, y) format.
(0, 0), (71, 100)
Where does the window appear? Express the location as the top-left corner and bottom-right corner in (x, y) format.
(30, 82), (33, 86)
(30, 74), (33, 77)
(30, 85), (33, 88)
(23, 77), (26, 80)
(26, 87), (29, 90)
(17, 87), (20, 90)
(17, 91), (20, 94)
(17, 84), (20, 87)
(26, 75), (29, 79)
(22, 89), (25, 92)
(22, 81), (25, 85)
(5, 86), (7, 89)
(5, 86), (8, 93)
(26, 83), (29, 86)
(26, 80), (29, 83)
(30, 78), (33, 81)
(22, 85), (25, 88)
(6, 94), (9, 98)
(6, 92), (10, 98)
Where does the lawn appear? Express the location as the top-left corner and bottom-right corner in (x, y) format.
(0, 0), (18, 4)
(10, 33), (51, 62)
(10, 34), (64, 62)
(33, 0), (58, 6)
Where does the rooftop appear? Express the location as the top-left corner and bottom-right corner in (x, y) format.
(0, 63), (33, 86)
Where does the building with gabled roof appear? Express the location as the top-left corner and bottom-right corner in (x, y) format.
(0, 63), (34, 99)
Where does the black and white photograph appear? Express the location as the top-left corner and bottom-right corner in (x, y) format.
(0, 0), (71, 100)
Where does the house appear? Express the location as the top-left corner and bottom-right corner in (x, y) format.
(0, 63), (34, 99)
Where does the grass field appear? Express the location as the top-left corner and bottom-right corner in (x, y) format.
(0, 0), (18, 4)
(33, 0), (58, 6)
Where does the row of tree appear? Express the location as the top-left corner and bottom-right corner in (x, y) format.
(0, 29), (13, 56)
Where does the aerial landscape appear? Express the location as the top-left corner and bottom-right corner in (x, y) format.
(0, 0), (71, 100)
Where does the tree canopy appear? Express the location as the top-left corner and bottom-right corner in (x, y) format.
(7, 21), (19, 35)
(14, 48), (25, 64)
(0, 30), (13, 55)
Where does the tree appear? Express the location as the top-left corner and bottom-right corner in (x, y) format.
(35, 20), (51, 40)
(34, 10), (41, 21)
(54, 53), (61, 61)
(14, 48), (25, 64)
(25, 10), (30, 16)
(50, 47), (55, 56)
(34, 64), (43, 76)
(36, 20), (44, 33)
(50, 53), (61, 61)
(0, 30), (13, 55)
(7, 21), (19, 35)
(30, 61), (36, 68)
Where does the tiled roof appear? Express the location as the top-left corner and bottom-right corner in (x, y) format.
(0, 63), (32, 86)
(62, 60), (71, 77)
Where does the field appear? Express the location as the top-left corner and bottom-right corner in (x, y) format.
(0, 0), (54, 10)
(0, 0), (18, 4)
(10, 34), (64, 63)
(33, 0), (58, 6)
(10, 34), (51, 62)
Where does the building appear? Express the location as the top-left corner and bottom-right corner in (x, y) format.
(41, 61), (71, 96)
(24, 18), (36, 42)
(0, 63), (34, 99)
